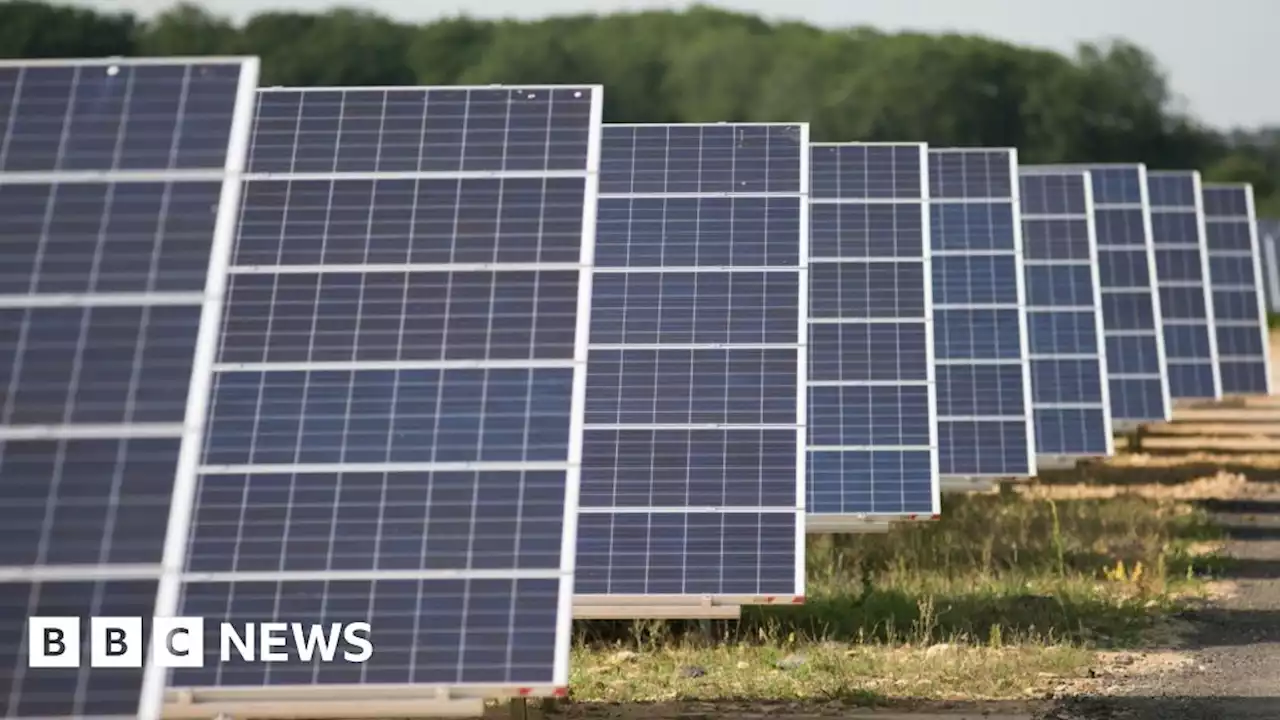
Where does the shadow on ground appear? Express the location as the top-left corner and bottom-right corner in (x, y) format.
(1041, 696), (1280, 720)
(1039, 462), (1280, 487)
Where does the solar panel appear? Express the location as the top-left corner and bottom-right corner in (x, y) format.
(807, 143), (938, 528)
(1203, 183), (1273, 395)
(1037, 164), (1171, 428)
(575, 123), (806, 613)
(1258, 219), (1280, 313)
(144, 85), (604, 712)
(1147, 170), (1221, 401)
(1017, 169), (1114, 465)
(0, 56), (260, 719)
(929, 148), (1036, 480)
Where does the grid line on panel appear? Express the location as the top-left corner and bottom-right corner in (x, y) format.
(578, 123), (805, 599)
(1017, 169), (1113, 459)
(807, 143), (937, 518)
(1037, 164), (1171, 424)
(160, 85), (603, 699)
(930, 149), (1034, 478)
(1203, 183), (1272, 395)
(1146, 170), (1220, 400)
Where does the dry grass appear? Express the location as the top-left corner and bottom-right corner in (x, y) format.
(567, 472), (1231, 712)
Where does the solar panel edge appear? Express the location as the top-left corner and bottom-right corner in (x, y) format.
(554, 84), (604, 684)
(256, 83), (607, 93)
(1136, 162), (1172, 420)
(0, 55), (262, 68)
(134, 57), (261, 720)
(1007, 148), (1039, 477)
(919, 143), (943, 513)
(793, 123), (810, 593)
(1190, 170), (1226, 400)
(1135, 164), (1175, 422)
(1083, 173), (1119, 455)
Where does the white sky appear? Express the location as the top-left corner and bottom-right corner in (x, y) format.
(73, 0), (1278, 128)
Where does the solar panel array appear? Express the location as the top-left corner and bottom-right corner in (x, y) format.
(807, 143), (938, 525)
(1017, 169), (1113, 461)
(929, 148), (1036, 479)
(1146, 170), (1221, 400)
(575, 123), (807, 605)
(1056, 164), (1171, 427)
(0, 57), (259, 719)
(1203, 183), (1273, 395)
(5, 51), (1279, 720)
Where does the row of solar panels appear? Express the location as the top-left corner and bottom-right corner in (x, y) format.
(0, 58), (1271, 719)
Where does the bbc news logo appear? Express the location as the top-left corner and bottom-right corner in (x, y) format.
(28, 617), (373, 668)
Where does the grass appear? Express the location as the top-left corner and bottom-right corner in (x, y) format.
(568, 485), (1226, 710)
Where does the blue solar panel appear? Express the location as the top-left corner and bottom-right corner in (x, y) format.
(1203, 183), (1273, 395)
(0, 57), (260, 720)
(1039, 164), (1171, 427)
(929, 148), (1035, 478)
(159, 86), (603, 705)
(1018, 169), (1113, 461)
(577, 123), (805, 603)
(1147, 170), (1221, 400)
(807, 143), (937, 524)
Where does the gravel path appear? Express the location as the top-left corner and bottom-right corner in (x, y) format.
(1037, 480), (1280, 720)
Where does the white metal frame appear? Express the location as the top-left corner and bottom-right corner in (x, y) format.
(572, 122), (809, 618)
(1008, 149), (1039, 476)
(1246, 185), (1275, 395)
(1016, 167), (1115, 465)
(931, 147), (1037, 483)
(1138, 165), (1176, 420)
(805, 141), (940, 530)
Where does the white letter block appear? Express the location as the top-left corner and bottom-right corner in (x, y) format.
(153, 617), (205, 668)
(90, 617), (143, 668)
(27, 617), (79, 668)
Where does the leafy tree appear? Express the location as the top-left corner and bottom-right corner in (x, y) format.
(0, 0), (1275, 212)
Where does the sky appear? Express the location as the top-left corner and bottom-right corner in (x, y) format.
(72, 0), (1277, 129)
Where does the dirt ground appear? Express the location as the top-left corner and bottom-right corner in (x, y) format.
(1029, 337), (1280, 720)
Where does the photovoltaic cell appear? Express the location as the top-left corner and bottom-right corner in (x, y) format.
(577, 123), (806, 603)
(163, 86), (603, 701)
(807, 143), (938, 524)
(1146, 170), (1220, 400)
(0, 56), (259, 720)
(929, 149), (1035, 478)
(1038, 164), (1171, 426)
(1203, 183), (1272, 395)
(1018, 169), (1113, 461)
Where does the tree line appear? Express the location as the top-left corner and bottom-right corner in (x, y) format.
(3, 0), (1279, 213)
